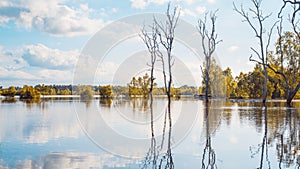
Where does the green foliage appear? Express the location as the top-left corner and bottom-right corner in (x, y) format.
(99, 85), (113, 98)
(19, 85), (41, 100)
(59, 88), (71, 95)
(34, 84), (73, 95)
(201, 58), (226, 98)
(178, 85), (198, 95)
(128, 73), (153, 97)
(79, 85), (94, 100)
(111, 86), (128, 96)
(234, 72), (250, 99)
(223, 67), (237, 98)
(275, 31), (300, 99)
(2, 86), (17, 97)
(35, 84), (56, 95)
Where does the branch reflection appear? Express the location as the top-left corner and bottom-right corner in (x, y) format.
(247, 103), (300, 168)
(201, 102), (218, 169)
(141, 94), (174, 169)
(275, 108), (300, 169)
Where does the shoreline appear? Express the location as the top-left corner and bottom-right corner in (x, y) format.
(1, 95), (300, 103)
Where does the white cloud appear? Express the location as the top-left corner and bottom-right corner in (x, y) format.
(99, 7), (119, 17)
(207, 0), (215, 4)
(0, 44), (78, 84)
(130, 0), (147, 9)
(185, 0), (196, 4)
(0, 0), (105, 36)
(0, 67), (38, 80)
(150, 0), (170, 5)
(38, 69), (73, 82)
(181, 8), (196, 17)
(228, 45), (239, 52)
(112, 8), (118, 13)
(22, 44), (78, 69)
(196, 6), (206, 14)
(130, 0), (197, 9)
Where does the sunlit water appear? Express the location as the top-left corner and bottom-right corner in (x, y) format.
(0, 98), (299, 169)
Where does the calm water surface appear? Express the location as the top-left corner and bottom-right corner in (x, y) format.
(0, 98), (299, 169)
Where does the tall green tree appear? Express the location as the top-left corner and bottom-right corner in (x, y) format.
(99, 85), (113, 98)
(223, 67), (237, 98)
(268, 31), (300, 105)
(235, 72), (250, 99)
(201, 58), (226, 98)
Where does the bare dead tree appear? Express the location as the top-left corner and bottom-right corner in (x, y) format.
(279, 0), (300, 39)
(265, 21), (299, 106)
(140, 24), (161, 169)
(197, 10), (222, 103)
(154, 3), (180, 102)
(140, 24), (161, 96)
(234, 0), (278, 105)
(152, 4), (179, 169)
(275, 0), (300, 106)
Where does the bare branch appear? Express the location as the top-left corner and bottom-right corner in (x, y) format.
(234, 0), (278, 104)
(154, 2), (180, 98)
(250, 47), (262, 60)
(197, 10), (222, 102)
(280, 0), (300, 39)
(265, 21), (279, 64)
(233, 2), (260, 37)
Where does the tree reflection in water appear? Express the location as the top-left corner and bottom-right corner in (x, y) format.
(274, 108), (300, 169)
(201, 102), (218, 169)
(258, 107), (271, 169)
(247, 103), (300, 169)
(141, 94), (174, 169)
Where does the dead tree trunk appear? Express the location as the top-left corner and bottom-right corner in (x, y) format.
(197, 11), (222, 103)
(270, 0), (300, 106)
(154, 3), (180, 104)
(140, 24), (160, 96)
(234, 0), (278, 105)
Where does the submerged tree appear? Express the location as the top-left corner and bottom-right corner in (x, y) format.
(197, 10), (222, 103)
(99, 85), (113, 98)
(268, 0), (300, 106)
(234, 0), (278, 104)
(154, 3), (180, 102)
(268, 31), (300, 106)
(140, 24), (160, 97)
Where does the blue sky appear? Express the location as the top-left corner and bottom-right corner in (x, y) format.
(0, 0), (285, 87)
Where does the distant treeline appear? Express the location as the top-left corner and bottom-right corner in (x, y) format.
(1, 54), (300, 100)
(0, 84), (198, 99)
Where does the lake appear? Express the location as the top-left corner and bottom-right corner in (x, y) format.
(0, 97), (299, 169)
